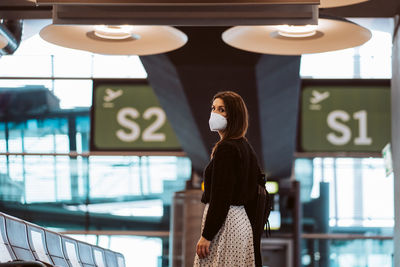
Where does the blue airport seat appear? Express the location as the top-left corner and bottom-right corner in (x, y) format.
(26, 225), (54, 266)
(44, 231), (69, 267)
(0, 215), (16, 263)
(0, 212), (126, 267)
(77, 242), (95, 267)
(115, 253), (125, 267)
(4, 217), (35, 261)
(61, 237), (83, 267)
(0, 261), (46, 266)
(104, 250), (117, 267)
(91, 247), (106, 267)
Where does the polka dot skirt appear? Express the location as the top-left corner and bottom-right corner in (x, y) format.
(193, 204), (255, 267)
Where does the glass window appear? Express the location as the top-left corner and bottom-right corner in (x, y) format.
(331, 239), (393, 267)
(302, 239), (393, 267)
(300, 18), (394, 79)
(335, 158), (356, 226)
(24, 155), (57, 203)
(300, 48), (356, 79)
(7, 155), (23, 182)
(69, 234), (162, 267)
(0, 153), (190, 214)
(53, 80), (93, 109)
(53, 55), (93, 78)
(358, 30), (392, 79)
(22, 118), (69, 153)
(7, 122), (24, 153)
(89, 156), (141, 198)
(0, 122), (5, 152)
(361, 158), (393, 227)
(92, 55), (147, 78)
(105, 235), (162, 267)
(76, 116), (91, 153)
(0, 55), (52, 77)
(88, 156), (189, 201)
(5, 22), (148, 79)
(0, 79), (53, 89)
(296, 157), (394, 228)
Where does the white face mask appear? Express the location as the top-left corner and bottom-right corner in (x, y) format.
(209, 112), (227, 132)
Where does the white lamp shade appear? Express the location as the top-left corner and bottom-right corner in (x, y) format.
(320, 0), (369, 8)
(39, 24), (188, 55)
(222, 18), (371, 55)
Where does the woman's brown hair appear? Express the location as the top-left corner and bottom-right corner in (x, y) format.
(211, 91), (249, 157)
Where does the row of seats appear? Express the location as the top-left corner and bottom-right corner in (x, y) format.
(0, 212), (125, 267)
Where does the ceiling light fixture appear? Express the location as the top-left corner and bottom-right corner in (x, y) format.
(221, 18), (371, 55)
(93, 25), (137, 40)
(319, 0), (369, 8)
(275, 25), (318, 38)
(39, 24), (188, 56)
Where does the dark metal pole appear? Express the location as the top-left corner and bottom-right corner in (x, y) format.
(161, 234), (169, 267)
(318, 182), (330, 267)
(21, 125), (26, 203)
(68, 115), (79, 203)
(5, 121), (9, 178)
(293, 180), (302, 267)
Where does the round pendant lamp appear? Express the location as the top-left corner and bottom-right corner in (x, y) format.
(320, 0), (369, 8)
(39, 24), (188, 55)
(221, 18), (371, 55)
(0, 34), (8, 49)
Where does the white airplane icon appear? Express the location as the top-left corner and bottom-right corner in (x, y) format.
(310, 90), (330, 104)
(104, 88), (123, 102)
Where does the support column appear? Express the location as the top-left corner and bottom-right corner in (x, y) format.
(392, 15), (400, 267)
(140, 27), (301, 179)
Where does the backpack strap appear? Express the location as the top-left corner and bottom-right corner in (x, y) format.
(247, 142), (267, 184)
(247, 140), (272, 238)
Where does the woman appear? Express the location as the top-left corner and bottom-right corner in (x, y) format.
(193, 91), (265, 267)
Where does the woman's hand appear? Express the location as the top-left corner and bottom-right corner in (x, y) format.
(196, 236), (211, 259)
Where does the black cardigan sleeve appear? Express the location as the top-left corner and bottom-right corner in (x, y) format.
(201, 143), (238, 241)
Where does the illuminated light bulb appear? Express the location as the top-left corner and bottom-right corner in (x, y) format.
(275, 25), (318, 38)
(93, 25), (136, 40)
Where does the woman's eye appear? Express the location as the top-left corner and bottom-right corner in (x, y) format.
(219, 108), (225, 113)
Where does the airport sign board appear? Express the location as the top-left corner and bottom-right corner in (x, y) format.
(300, 83), (390, 152)
(91, 80), (181, 152)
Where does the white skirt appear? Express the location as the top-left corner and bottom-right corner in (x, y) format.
(193, 204), (255, 267)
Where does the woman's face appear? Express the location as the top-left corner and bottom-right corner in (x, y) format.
(211, 98), (227, 118)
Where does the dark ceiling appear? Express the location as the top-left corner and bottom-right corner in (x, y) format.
(0, 0), (399, 20)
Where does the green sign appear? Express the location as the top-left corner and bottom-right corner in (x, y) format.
(301, 86), (390, 152)
(382, 143), (393, 176)
(91, 82), (181, 151)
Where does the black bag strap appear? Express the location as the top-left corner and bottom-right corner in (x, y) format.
(248, 142), (273, 238)
(246, 142), (267, 184)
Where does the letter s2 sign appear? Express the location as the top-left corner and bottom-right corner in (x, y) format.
(115, 107), (167, 143)
(92, 82), (181, 151)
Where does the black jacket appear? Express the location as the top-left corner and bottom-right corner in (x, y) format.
(201, 137), (264, 266)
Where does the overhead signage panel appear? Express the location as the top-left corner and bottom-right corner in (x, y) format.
(37, 0), (319, 5)
(300, 84), (390, 152)
(45, 0), (318, 26)
(91, 80), (181, 152)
